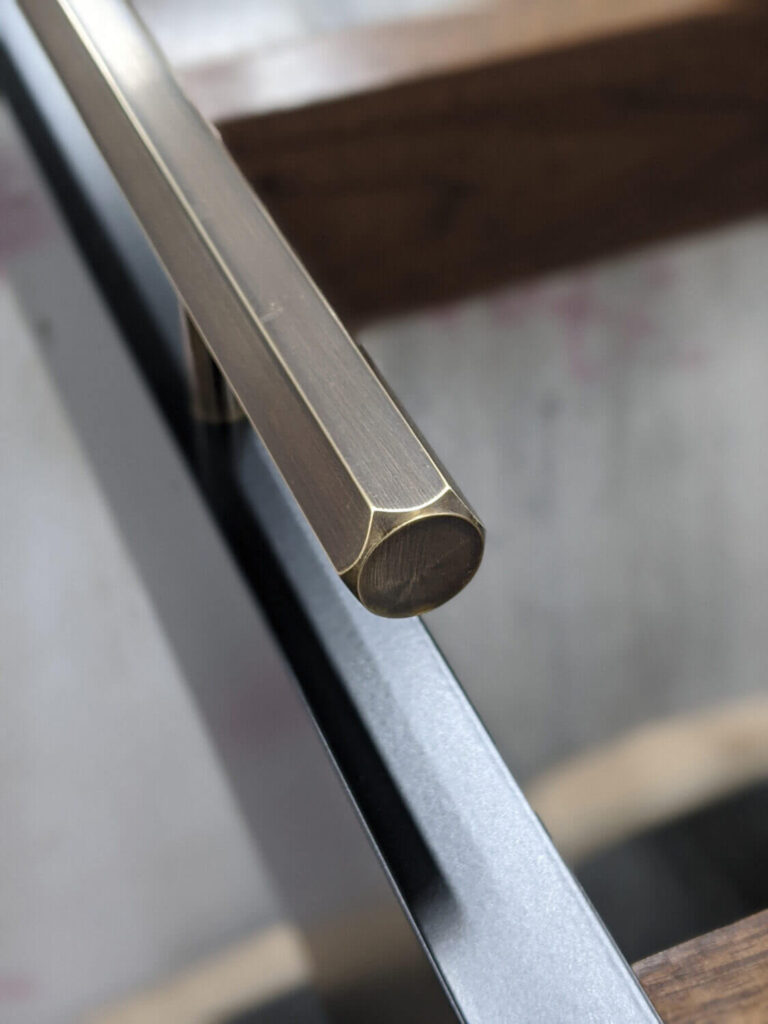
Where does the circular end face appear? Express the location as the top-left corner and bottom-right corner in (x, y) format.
(357, 513), (484, 617)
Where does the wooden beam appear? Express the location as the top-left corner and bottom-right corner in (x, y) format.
(179, 1), (768, 322)
(635, 910), (768, 1023)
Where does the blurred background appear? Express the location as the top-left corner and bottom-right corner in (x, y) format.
(2, 0), (768, 1020)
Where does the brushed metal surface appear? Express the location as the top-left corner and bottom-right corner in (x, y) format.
(17, 0), (484, 617)
(181, 310), (243, 424)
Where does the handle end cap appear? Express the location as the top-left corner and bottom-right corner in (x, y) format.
(351, 510), (484, 618)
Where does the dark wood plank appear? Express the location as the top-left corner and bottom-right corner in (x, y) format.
(181, 1), (768, 323)
(635, 910), (768, 1023)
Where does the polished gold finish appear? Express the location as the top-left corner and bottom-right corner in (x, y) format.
(19, 0), (484, 616)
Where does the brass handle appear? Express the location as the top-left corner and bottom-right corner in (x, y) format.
(19, 0), (484, 617)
